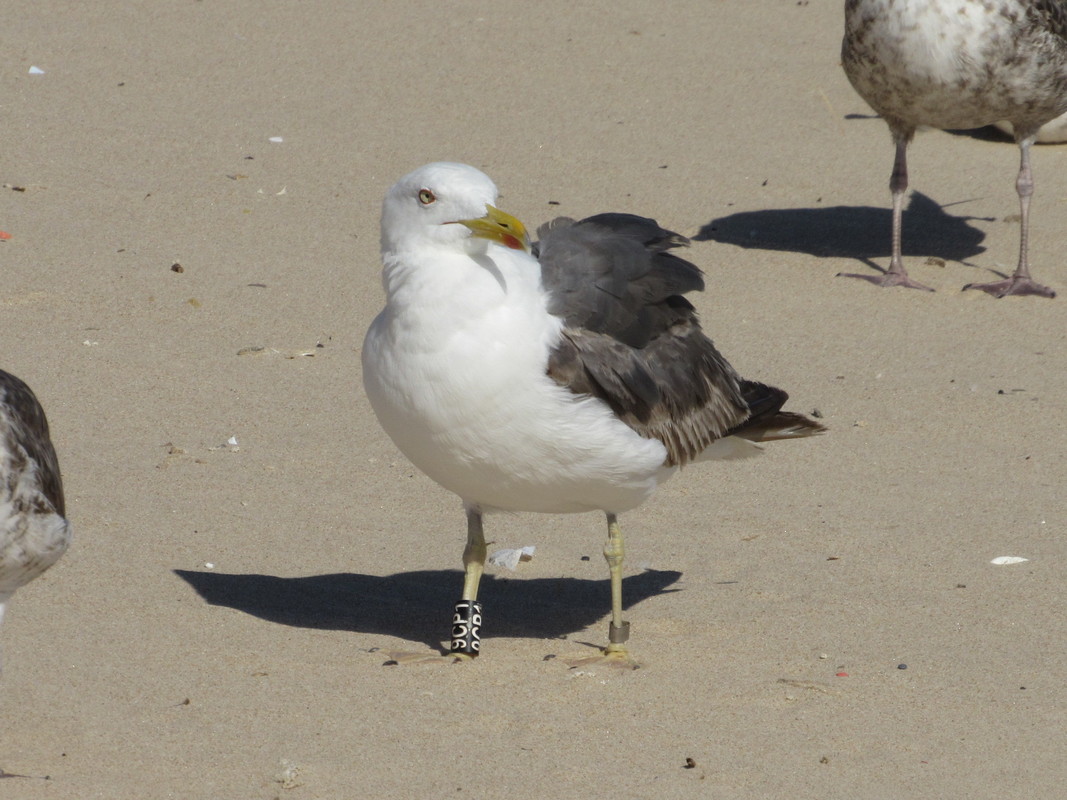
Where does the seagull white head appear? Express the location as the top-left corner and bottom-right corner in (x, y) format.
(380, 162), (531, 257)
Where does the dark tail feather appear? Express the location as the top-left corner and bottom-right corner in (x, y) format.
(734, 410), (826, 442)
(729, 380), (826, 442)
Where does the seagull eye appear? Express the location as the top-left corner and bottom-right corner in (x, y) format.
(418, 189), (436, 205)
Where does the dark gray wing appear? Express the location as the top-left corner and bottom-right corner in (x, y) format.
(538, 214), (824, 467)
(0, 369), (66, 517)
(536, 213), (703, 348)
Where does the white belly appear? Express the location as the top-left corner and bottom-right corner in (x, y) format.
(362, 261), (671, 514)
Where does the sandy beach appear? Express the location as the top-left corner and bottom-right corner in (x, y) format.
(1, 1), (1064, 797)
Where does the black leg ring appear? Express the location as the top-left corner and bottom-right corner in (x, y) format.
(450, 600), (483, 655)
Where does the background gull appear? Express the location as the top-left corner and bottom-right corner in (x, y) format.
(0, 370), (71, 672)
(362, 162), (824, 666)
(840, 0), (1067, 296)
(995, 110), (1067, 143)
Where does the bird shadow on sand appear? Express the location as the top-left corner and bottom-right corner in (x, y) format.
(174, 568), (682, 651)
(694, 191), (990, 277)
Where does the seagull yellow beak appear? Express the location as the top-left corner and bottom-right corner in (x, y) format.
(453, 204), (532, 253)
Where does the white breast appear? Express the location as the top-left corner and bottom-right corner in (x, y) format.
(362, 246), (671, 514)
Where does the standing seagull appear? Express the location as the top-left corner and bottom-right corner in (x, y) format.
(362, 162), (824, 665)
(841, 0), (1067, 297)
(0, 370), (71, 670)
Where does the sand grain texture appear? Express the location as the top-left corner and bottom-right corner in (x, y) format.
(1, 2), (1064, 798)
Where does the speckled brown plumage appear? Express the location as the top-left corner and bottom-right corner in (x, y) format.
(841, 0), (1067, 296)
(0, 369), (71, 667)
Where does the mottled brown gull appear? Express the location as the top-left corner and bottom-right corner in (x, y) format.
(0, 370), (71, 672)
(841, 0), (1067, 297)
(361, 162), (824, 665)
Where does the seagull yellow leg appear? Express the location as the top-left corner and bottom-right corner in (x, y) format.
(603, 513), (633, 661)
(461, 506), (486, 601)
(562, 513), (638, 669)
(451, 506), (486, 656)
(381, 509), (487, 665)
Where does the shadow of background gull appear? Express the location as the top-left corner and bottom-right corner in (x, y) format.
(696, 191), (990, 276)
(174, 568), (683, 650)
